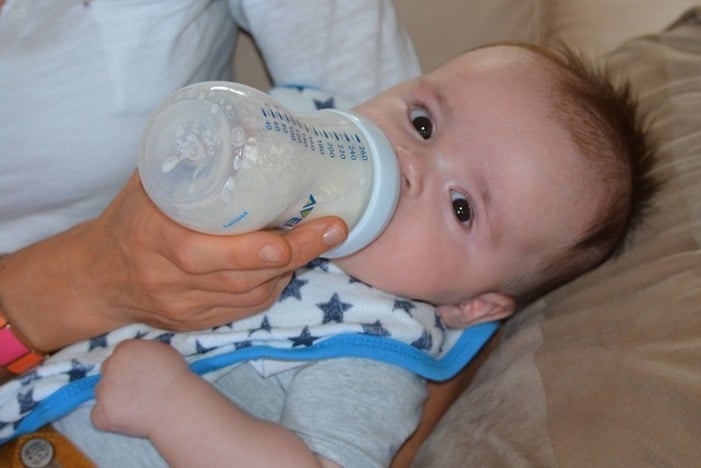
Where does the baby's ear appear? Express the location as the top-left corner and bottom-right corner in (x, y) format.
(437, 292), (515, 328)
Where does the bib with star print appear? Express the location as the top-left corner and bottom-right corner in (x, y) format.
(0, 259), (497, 444)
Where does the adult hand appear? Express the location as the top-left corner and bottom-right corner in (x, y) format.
(0, 172), (348, 352)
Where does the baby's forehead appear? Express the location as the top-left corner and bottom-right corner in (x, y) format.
(449, 44), (550, 76)
(429, 45), (559, 107)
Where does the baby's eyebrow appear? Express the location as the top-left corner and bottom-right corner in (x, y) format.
(482, 185), (499, 247)
(416, 77), (451, 121)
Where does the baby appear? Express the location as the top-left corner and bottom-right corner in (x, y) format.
(67, 43), (656, 467)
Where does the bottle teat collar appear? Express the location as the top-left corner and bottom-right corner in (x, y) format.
(321, 110), (400, 258)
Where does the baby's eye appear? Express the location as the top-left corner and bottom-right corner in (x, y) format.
(410, 108), (433, 140)
(451, 190), (473, 224)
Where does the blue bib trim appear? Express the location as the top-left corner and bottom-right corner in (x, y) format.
(5, 321), (497, 444)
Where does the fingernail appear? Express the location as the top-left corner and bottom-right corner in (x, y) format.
(322, 223), (346, 246)
(259, 244), (285, 263)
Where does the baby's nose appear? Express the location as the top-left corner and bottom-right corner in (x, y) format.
(396, 146), (423, 198)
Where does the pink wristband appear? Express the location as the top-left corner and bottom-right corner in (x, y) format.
(1, 254), (47, 374)
(0, 325), (31, 366)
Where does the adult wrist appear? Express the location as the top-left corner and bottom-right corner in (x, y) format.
(0, 253), (47, 377)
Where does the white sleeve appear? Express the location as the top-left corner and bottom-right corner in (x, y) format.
(228, 0), (421, 104)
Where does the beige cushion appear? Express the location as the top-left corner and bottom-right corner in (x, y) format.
(542, 0), (698, 60)
(395, 0), (542, 72)
(414, 8), (701, 467)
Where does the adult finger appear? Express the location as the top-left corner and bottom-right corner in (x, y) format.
(168, 216), (347, 276)
(281, 216), (348, 270)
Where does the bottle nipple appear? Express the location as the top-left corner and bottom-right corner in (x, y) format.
(161, 131), (207, 174)
(140, 99), (235, 205)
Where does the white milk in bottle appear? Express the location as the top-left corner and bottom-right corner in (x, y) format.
(138, 82), (400, 258)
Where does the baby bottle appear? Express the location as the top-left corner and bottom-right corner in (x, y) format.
(137, 81), (400, 258)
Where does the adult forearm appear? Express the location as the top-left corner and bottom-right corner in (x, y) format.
(0, 221), (118, 353)
(0, 172), (348, 358)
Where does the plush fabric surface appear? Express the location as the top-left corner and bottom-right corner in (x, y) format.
(542, 0), (698, 60)
(413, 8), (701, 467)
(395, 0), (541, 72)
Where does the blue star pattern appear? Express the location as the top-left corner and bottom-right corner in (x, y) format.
(318, 293), (353, 324)
(280, 274), (308, 302)
(212, 323), (234, 333)
(434, 313), (445, 331)
(289, 326), (319, 347)
(88, 333), (108, 351)
(285, 84), (306, 92)
(67, 359), (94, 382)
(411, 330), (433, 351)
(362, 320), (390, 337)
(0, 261), (453, 443)
(349, 275), (372, 287)
(307, 258), (330, 272)
(393, 299), (416, 314)
(196, 340), (216, 354)
(249, 316), (272, 335)
(154, 332), (175, 345)
(17, 389), (37, 415)
(19, 370), (39, 386)
(313, 97), (335, 109)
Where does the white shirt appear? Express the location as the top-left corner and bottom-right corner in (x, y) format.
(0, 0), (419, 252)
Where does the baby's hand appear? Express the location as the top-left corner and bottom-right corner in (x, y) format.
(91, 339), (191, 438)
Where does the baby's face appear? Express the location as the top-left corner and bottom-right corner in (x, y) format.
(335, 46), (601, 321)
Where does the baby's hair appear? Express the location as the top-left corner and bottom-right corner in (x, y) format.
(497, 42), (659, 304)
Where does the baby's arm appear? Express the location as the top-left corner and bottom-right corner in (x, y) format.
(91, 340), (339, 468)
